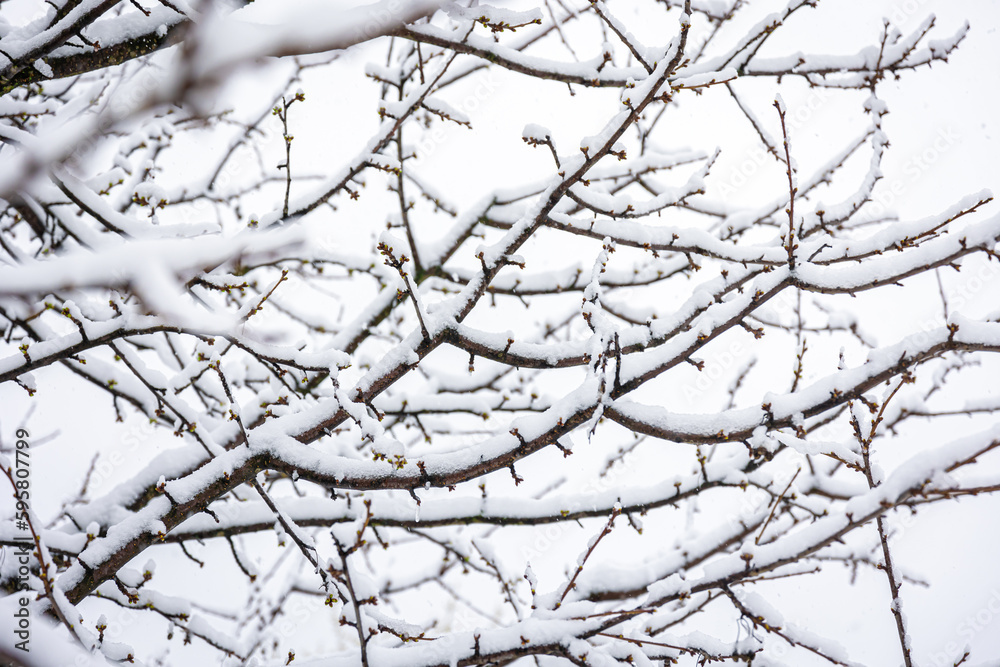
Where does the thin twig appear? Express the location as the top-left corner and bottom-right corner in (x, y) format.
(556, 505), (621, 607)
(756, 468), (800, 545)
(774, 99), (797, 269)
(275, 91), (306, 219)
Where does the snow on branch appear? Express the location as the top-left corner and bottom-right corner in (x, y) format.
(0, 2), (997, 666)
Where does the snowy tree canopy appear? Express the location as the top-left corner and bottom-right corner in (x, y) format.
(1, 1), (999, 665)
